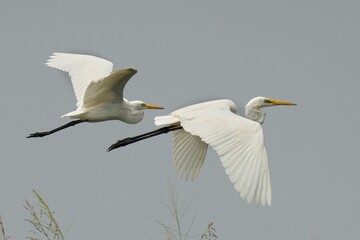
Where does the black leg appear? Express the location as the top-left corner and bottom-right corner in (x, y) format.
(27, 120), (86, 138)
(107, 125), (182, 152)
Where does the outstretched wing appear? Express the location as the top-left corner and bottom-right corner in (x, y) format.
(46, 53), (113, 107)
(155, 115), (208, 181)
(155, 114), (208, 180)
(172, 129), (208, 181)
(82, 68), (137, 108)
(172, 99), (271, 206)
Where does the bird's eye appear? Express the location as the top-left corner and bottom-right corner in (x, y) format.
(263, 99), (272, 104)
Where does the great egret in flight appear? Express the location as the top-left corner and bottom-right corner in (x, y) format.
(108, 97), (296, 206)
(27, 53), (163, 138)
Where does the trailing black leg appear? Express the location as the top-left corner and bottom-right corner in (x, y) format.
(27, 120), (86, 138)
(107, 125), (182, 152)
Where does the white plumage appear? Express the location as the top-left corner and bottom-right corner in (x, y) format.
(27, 53), (163, 138)
(46, 53), (114, 108)
(154, 98), (296, 206)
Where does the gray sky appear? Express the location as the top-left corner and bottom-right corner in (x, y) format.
(1, 0), (359, 239)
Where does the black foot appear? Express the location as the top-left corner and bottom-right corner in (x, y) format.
(27, 132), (49, 138)
(107, 138), (134, 152)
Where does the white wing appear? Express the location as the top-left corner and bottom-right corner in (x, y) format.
(46, 53), (113, 107)
(82, 68), (137, 108)
(172, 99), (271, 206)
(155, 115), (208, 181)
(173, 129), (208, 181)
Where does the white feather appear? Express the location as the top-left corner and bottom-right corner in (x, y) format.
(155, 115), (179, 126)
(46, 53), (113, 108)
(156, 99), (272, 206)
(172, 129), (208, 181)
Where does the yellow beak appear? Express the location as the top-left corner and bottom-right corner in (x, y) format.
(269, 99), (297, 106)
(145, 103), (164, 109)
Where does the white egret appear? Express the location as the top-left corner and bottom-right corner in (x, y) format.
(27, 53), (163, 138)
(108, 97), (296, 206)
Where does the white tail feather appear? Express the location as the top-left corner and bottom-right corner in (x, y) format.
(154, 115), (179, 126)
(61, 110), (85, 118)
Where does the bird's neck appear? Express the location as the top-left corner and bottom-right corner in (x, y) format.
(130, 109), (144, 123)
(122, 100), (145, 124)
(245, 106), (266, 124)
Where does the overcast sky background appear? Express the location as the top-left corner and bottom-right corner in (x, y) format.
(1, 1), (359, 239)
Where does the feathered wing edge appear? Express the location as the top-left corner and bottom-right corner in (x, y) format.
(155, 115), (208, 181)
(82, 68), (137, 108)
(155, 100), (271, 206)
(173, 129), (208, 181)
(173, 103), (271, 206)
(46, 53), (113, 108)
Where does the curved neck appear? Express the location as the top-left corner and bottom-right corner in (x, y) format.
(129, 108), (145, 123)
(245, 106), (266, 124)
(121, 100), (145, 124)
(129, 107), (145, 124)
